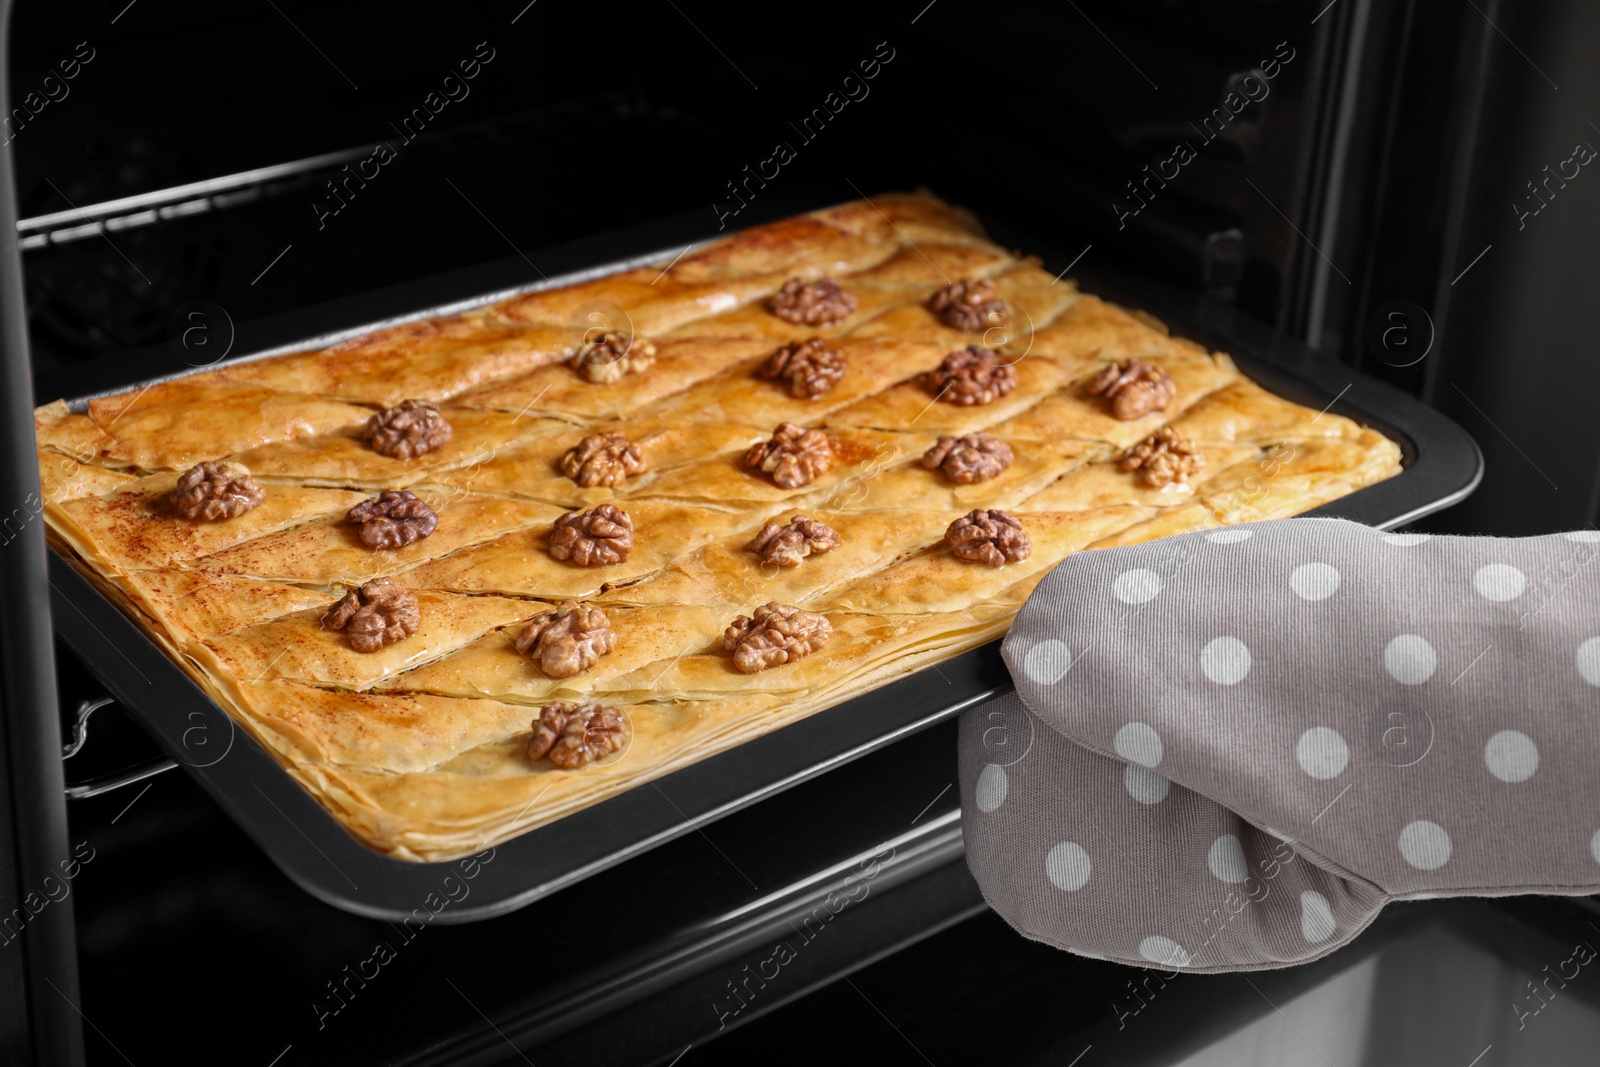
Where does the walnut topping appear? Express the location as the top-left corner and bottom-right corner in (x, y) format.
(170, 462), (265, 521)
(513, 600), (616, 678)
(921, 433), (1014, 484)
(321, 577), (420, 653)
(365, 399), (453, 459)
(569, 331), (656, 384)
(768, 277), (857, 326)
(527, 702), (626, 769)
(746, 515), (842, 568)
(560, 432), (648, 487)
(549, 503), (634, 567)
(1119, 427), (1204, 487)
(945, 509), (1031, 567)
(929, 278), (1007, 332)
(724, 602), (831, 673)
(756, 337), (848, 398)
(925, 346), (1017, 406)
(743, 422), (834, 489)
(1086, 359), (1176, 420)
(346, 490), (438, 549)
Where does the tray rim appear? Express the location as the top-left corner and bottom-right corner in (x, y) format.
(41, 192), (1483, 922)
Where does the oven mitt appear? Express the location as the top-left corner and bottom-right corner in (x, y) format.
(959, 517), (1600, 972)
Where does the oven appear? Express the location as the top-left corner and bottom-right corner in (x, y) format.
(2, 1), (1597, 1064)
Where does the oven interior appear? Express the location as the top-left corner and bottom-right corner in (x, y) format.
(9, 0), (1600, 1063)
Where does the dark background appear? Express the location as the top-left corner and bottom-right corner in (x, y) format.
(8, 1), (1600, 1064)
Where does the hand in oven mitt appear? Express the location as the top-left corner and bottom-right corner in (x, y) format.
(959, 518), (1600, 972)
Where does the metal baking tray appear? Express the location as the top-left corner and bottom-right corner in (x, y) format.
(43, 192), (1483, 922)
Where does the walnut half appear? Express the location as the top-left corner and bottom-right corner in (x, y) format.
(322, 577), (420, 653)
(1086, 359), (1175, 420)
(570, 331), (656, 384)
(756, 337), (848, 398)
(549, 503), (634, 567)
(768, 277), (857, 326)
(560, 432), (647, 488)
(921, 433), (1014, 484)
(170, 462), (265, 521)
(945, 509), (1031, 567)
(743, 422), (834, 489)
(1119, 427), (1203, 487)
(746, 515), (842, 568)
(528, 702), (626, 769)
(514, 600), (615, 678)
(365, 399), (453, 459)
(724, 602), (831, 673)
(929, 278), (1007, 332)
(925, 346), (1017, 406)
(346, 490), (438, 549)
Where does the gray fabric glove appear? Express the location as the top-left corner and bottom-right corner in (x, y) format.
(959, 518), (1600, 972)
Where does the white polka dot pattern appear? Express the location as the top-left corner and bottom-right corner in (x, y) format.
(1045, 842), (1092, 891)
(1300, 891), (1336, 943)
(1022, 639), (1072, 685)
(1295, 727), (1350, 780)
(1123, 765), (1170, 805)
(1578, 637), (1600, 687)
(975, 763), (1008, 812)
(1290, 562), (1341, 601)
(1138, 936), (1191, 967)
(1384, 634), (1437, 685)
(1201, 637), (1252, 685)
(1114, 723), (1163, 768)
(1112, 568), (1162, 605)
(974, 519), (1600, 974)
(1473, 563), (1526, 602)
(1398, 821), (1452, 870)
(1483, 730), (1538, 782)
(1207, 834), (1249, 883)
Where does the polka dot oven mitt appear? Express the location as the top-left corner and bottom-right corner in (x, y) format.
(959, 518), (1600, 972)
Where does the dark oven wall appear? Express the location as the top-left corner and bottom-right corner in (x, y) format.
(10, 1), (1323, 372)
(9, 0), (1590, 514)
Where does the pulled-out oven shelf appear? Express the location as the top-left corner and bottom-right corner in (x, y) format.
(45, 193), (1481, 923)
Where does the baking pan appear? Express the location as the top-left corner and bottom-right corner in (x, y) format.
(42, 194), (1482, 922)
